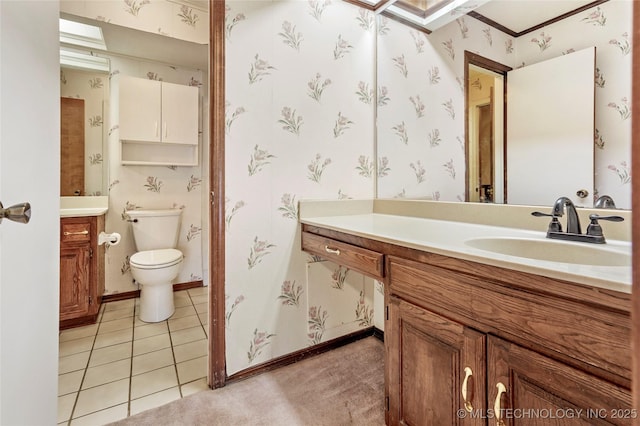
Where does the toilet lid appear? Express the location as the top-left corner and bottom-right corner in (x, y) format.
(130, 249), (183, 269)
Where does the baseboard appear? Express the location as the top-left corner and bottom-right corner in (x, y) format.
(59, 312), (100, 330)
(102, 280), (204, 303)
(226, 327), (376, 385)
(373, 327), (384, 341)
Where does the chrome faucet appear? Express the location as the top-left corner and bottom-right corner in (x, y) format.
(594, 195), (617, 209)
(551, 196), (581, 234)
(532, 196), (624, 244)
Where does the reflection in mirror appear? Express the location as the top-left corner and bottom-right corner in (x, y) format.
(465, 52), (509, 204)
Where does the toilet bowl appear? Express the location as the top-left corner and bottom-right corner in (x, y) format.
(127, 209), (184, 323)
(130, 248), (183, 322)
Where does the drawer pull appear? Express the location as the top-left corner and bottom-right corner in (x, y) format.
(461, 366), (473, 412)
(494, 382), (507, 426)
(324, 245), (341, 255)
(64, 230), (89, 236)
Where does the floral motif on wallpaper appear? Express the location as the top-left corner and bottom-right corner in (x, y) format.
(378, 86), (390, 106)
(278, 280), (303, 306)
(442, 39), (455, 60)
(428, 129), (441, 147)
(308, 0), (331, 22)
(278, 194), (298, 219)
(248, 55), (276, 84)
(333, 35), (353, 60)
(608, 162), (630, 184)
(355, 291), (373, 327)
(88, 115), (103, 127)
(225, 199), (245, 230)
(334, 112), (353, 138)
(392, 122), (408, 144)
(187, 175), (201, 192)
(410, 30), (426, 53)
(356, 9), (375, 31)
(356, 81), (374, 104)
(120, 255), (131, 275)
(609, 33), (630, 55)
(278, 107), (303, 135)
(278, 21), (303, 51)
(428, 66), (440, 84)
(89, 77), (104, 88)
(457, 18), (468, 39)
(124, 0), (150, 17)
(392, 55), (408, 77)
(144, 176), (163, 192)
(505, 39), (514, 54)
(225, 6), (245, 39)
(483, 27), (492, 46)
(409, 95), (425, 118)
(226, 294), (245, 327)
(608, 97), (631, 120)
(186, 224), (202, 242)
(225, 102), (246, 134)
(307, 154), (332, 183)
(595, 68), (606, 88)
(582, 6), (606, 26)
(178, 6), (199, 28)
(595, 129), (605, 149)
(356, 156), (374, 178)
(89, 154), (103, 165)
(331, 266), (349, 289)
(247, 328), (276, 363)
(531, 32), (552, 51)
(308, 73), (332, 102)
(248, 145), (275, 176)
(410, 161), (426, 183)
(443, 159), (456, 179)
(247, 237), (276, 269)
(378, 157), (391, 178)
(308, 306), (328, 345)
(442, 99), (455, 119)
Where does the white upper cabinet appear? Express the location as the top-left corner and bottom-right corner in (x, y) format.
(118, 75), (199, 166)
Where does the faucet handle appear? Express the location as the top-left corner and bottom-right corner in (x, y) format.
(586, 214), (624, 238)
(531, 211), (562, 233)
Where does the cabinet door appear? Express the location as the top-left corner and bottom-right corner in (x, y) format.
(119, 76), (161, 142)
(161, 81), (199, 145)
(388, 297), (486, 426)
(487, 335), (633, 426)
(59, 246), (91, 321)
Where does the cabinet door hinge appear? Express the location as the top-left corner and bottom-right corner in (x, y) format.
(89, 248), (93, 258)
(385, 305), (389, 320)
(89, 296), (93, 305)
(385, 396), (389, 411)
(210, 191), (215, 206)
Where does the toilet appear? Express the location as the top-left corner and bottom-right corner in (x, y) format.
(128, 209), (184, 323)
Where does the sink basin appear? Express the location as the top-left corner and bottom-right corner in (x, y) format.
(464, 237), (631, 267)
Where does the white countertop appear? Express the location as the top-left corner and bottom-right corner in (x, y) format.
(60, 196), (108, 217)
(301, 212), (631, 294)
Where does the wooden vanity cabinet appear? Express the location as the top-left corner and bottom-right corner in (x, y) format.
(299, 225), (632, 426)
(59, 215), (105, 329)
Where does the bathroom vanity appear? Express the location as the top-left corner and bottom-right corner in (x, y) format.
(59, 197), (108, 329)
(300, 200), (632, 425)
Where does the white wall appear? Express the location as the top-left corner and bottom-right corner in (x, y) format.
(0, 1), (60, 424)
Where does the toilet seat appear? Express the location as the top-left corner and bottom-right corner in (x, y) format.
(130, 249), (183, 270)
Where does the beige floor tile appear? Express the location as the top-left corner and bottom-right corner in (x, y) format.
(82, 358), (131, 390)
(74, 378), (129, 418)
(194, 302), (208, 314)
(131, 365), (178, 400)
(70, 402), (128, 426)
(88, 341), (132, 367)
(187, 286), (208, 297)
(93, 328), (133, 349)
(173, 339), (207, 363)
(133, 333), (171, 357)
(101, 307), (134, 322)
(168, 315), (201, 332)
(198, 312), (208, 326)
(132, 348), (174, 376)
(130, 387), (181, 416)
(190, 294), (208, 305)
(98, 317), (133, 334)
(134, 322), (169, 340)
(59, 324), (98, 343)
(170, 325), (206, 346)
(172, 305), (197, 319)
(59, 336), (94, 357)
(180, 377), (209, 397)
(59, 370), (84, 396)
(58, 393), (77, 423)
(59, 350), (91, 375)
(173, 295), (192, 308)
(176, 356), (207, 384)
(103, 299), (135, 312)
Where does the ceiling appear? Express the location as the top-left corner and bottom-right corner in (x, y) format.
(469, 0), (598, 35)
(60, 12), (209, 71)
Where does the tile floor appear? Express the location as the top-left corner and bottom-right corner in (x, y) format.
(58, 287), (210, 425)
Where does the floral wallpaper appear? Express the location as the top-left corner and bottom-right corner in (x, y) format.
(61, 1), (209, 295)
(225, 0), (378, 375)
(60, 68), (109, 196)
(377, 0), (632, 209)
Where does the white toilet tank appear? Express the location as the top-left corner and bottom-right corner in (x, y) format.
(127, 209), (182, 251)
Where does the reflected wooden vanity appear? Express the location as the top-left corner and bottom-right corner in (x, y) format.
(302, 218), (632, 426)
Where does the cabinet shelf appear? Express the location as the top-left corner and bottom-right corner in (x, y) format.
(120, 139), (198, 166)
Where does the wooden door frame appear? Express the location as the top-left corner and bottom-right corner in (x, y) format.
(208, 0), (226, 388)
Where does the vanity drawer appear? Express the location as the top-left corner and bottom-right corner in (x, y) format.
(61, 220), (92, 243)
(301, 231), (384, 279)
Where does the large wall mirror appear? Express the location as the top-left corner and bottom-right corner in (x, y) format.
(375, 0), (632, 210)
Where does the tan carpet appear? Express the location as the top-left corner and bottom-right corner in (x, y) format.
(110, 337), (385, 426)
